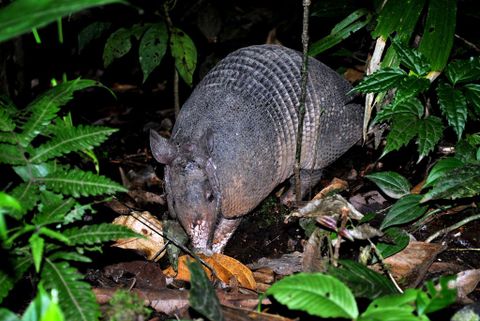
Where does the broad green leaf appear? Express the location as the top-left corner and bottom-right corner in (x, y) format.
(382, 114), (419, 157)
(29, 234), (45, 272)
(170, 27), (197, 86)
(187, 260), (225, 321)
(19, 79), (100, 147)
(37, 168), (127, 197)
(416, 116), (444, 161)
(391, 39), (430, 75)
(354, 68), (406, 93)
(365, 171), (411, 199)
(417, 276), (456, 315)
(372, 0), (426, 41)
(0, 192), (21, 211)
(267, 273), (358, 319)
(437, 82), (468, 140)
(62, 223), (137, 245)
(328, 260), (398, 299)
(381, 195), (428, 230)
(421, 163), (480, 202)
(29, 125), (117, 163)
(103, 27), (134, 67)
(376, 227), (410, 259)
(42, 260), (99, 321)
(463, 83), (480, 113)
(445, 57), (480, 85)
(0, 0), (124, 43)
(375, 97), (424, 123)
(309, 9), (371, 56)
(139, 22), (168, 82)
(424, 157), (464, 188)
(418, 0), (456, 71)
(393, 75), (430, 105)
(359, 289), (420, 321)
(78, 21), (111, 53)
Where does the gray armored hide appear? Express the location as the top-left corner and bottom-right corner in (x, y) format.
(150, 44), (363, 253)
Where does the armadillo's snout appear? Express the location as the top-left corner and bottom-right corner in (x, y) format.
(186, 216), (215, 251)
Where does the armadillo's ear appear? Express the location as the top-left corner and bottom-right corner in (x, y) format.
(150, 129), (177, 165)
(201, 128), (214, 156)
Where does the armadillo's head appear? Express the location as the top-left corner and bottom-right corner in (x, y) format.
(150, 129), (220, 252)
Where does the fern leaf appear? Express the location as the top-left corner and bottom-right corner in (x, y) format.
(37, 168), (127, 197)
(18, 79), (100, 147)
(0, 143), (26, 165)
(0, 132), (18, 144)
(0, 254), (32, 303)
(9, 182), (41, 219)
(63, 223), (138, 245)
(42, 260), (100, 321)
(30, 125), (118, 163)
(49, 251), (92, 263)
(0, 108), (15, 132)
(32, 191), (76, 226)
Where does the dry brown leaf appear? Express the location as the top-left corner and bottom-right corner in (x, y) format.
(112, 211), (166, 261)
(163, 254), (257, 290)
(312, 178), (349, 200)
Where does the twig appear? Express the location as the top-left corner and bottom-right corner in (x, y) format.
(294, 0), (311, 205)
(425, 213), (480, 243)
(163, 3), (181, 117)
(367, 238), (404, 293)
(455, 34), (480, 53)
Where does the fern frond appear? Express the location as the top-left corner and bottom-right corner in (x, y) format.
(42, 260), (100, 321)
(49, 251), (92, 263)
(63, 223), (138, 245)
(0, 143), (26, 165)
(32, 191), (76, 226)
(30, 125), (118, 163)
(37, 168), (127, 197)
(18, 79), (100, 148)
(0, 132), (18, 144)
(9, 182), (41, 219)
(0, 108), (15, 132)
(0, 255), (32, 303)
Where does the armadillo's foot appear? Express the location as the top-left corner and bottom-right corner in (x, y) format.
(280, 169), (323, 207)
(211, 216), (242, 253)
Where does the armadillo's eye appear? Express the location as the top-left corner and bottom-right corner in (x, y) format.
(206, 191), (215, 203)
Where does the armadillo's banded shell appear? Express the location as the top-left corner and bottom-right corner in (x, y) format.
(197, 45), (358, 182)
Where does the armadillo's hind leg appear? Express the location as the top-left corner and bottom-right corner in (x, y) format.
(280, 169), (323, 206)
(211, 216), (242, 253)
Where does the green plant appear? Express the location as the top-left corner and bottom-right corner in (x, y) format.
(104, 290), (151, 321)
(0, 79), (138, 321)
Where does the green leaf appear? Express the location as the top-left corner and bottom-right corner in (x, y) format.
(372, 0), (426, 40)
(381, 195), (428, 230)
(382, 114), (419, 157)
(78, 21), (112, 53)
(62, 223), (137, 245)
(354, 68), (406, 93)
(360, 289), (420, 321)
(421, 163), (480, 202)
(0, 255), (32, 304)
(30, 125), (117, 163)
(22, 285), (65, 321)
(103, 27), (136, 67)
(393, 75), (430, 105)
(463, 83), (480, 113)
(9, 182), (40, 219)
(139, 22), (168, 82)
(0, 104), (16, 132)
(0, 143), (26, 165)
(391, 39), (430, 75)
(309, 9), (371, 56)
(445, 57), (480, 85)
(29, 234), (45, 272)
(0, 309), (20, 321)
(37, 168), (127, 197)
(376, 227), (410, 258)
(424, 157), (464, 188)
(417, 276), (456, 315)
(33, 191), (75, 226)
(416, 116), (444, 161)
(267, 273), (358, 319)
(42, 260), (99, 321)
(0, 0), (124, 43)
(19, 79), (100, 147)
(0, 192), (21, 211)
(38, 227), (70, 244)
(366, 171), (411, 199)
(49, 251), (92, 263)
(187, 260), (225, 321)
(375, 97), (424, 123)
(455, 136), (480, 163)
(328, 260), (398, 299)
(170, 27), (197, 86)
(418, 0), (456, 71)
(437, 82), (468, 140)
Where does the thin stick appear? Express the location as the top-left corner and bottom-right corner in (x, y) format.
(294, 0), (311, 205)
(425, 213), (480, 243)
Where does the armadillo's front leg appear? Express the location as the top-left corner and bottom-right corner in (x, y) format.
(281, 169), (323, 206)
(211, 216), (242, 253)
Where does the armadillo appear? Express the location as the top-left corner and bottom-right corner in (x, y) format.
(150, 44), (363, 253)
